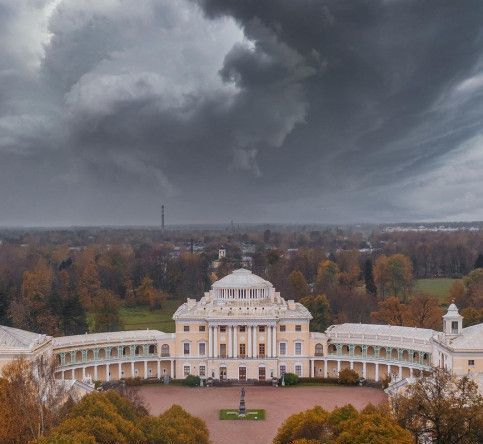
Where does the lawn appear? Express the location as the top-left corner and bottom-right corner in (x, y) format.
(119, 300), (182, 332)
(415, 278), (459, 303)
(219, 409), (266, 420)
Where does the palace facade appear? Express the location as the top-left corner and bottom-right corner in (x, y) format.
(1, 269), (482, 392)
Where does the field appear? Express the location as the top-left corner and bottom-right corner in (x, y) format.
(415, 278), (458, 303)
(119, 300), (182, 332)
(219, 409), (266, 420)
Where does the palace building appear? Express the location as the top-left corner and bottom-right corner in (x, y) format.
(1, 269), (482, 392)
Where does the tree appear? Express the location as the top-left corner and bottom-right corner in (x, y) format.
(136, 276), (166, 310)
(460, 307), (483, 327)
(92, 289), (122, 332)
(316, 260), (339, 294)
(299, 294), (330, 332)
(273, 404), (412, 444)
(474, 253), (483, 269)
(404, 293), (442, 329)
(463, 268), (483, 309)
(371, 297), (408, 326)
(0, 357), (69, 443)
(338, 368), (359, 385)
(448, 279), (467, 308)
(287, 270), (310, 300)
(363, 259), (377, 297)
(392, 368), (483, 444)
(373, 254), (413, 301)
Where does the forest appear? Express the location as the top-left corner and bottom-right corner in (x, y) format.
(0, 226), (482, 336)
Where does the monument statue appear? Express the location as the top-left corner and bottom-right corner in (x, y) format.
(239, 386), (246, 416)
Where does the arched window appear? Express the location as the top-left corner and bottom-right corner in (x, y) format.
(315, 343), (323, 356)
(135, 345), (143, 356)
(123, 346), (130, 356)
(161, 344), (170, 357)
(149, 344), (156, 354)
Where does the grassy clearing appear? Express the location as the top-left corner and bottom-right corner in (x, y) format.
(219, 409), (266, 420)
(119, 300), (182, 332)
(415, 278), (459, 303)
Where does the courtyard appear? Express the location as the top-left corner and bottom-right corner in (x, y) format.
(139, 385), (387, 444)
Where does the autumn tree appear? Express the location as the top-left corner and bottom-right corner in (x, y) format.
(136, 276), (166, 310)
(92, 289), (122, 332)
(460, 307), (483, 327)
(374, 254), (413, 301)
(392, 368), (483, 444)
(463, 268), (483, 308)
(315, 260), (339, 294)
(0, 357), (69, 443)
(448, 279), (467, 307)
(404, 293), (442, 329)
(371, 297), (408, 326)
(300, 294), (330, 332)
(273, 404), (412, 444)
(287, 270), (310, 300)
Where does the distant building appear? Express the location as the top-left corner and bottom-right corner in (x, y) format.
(0, 270), (482, 392)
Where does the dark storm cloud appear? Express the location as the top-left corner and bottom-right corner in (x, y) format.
(0, 0), (483, 225)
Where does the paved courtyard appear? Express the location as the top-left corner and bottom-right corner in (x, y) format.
(139, 385), (387, 444)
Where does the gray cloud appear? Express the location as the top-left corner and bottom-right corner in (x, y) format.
(0, 0), (482, 225)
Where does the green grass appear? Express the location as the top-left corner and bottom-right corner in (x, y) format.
(119, 300), (182, 333)
(219, 409), (266, 420)
(415, 278), (459, 303)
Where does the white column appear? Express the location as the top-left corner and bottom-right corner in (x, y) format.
(233, 325), (238, 357)
(208, 326), (213, 357)
(214, 325), (218, 358)
(106, 364), (110, 382)
(131, 361), (135, 377)
(375, 363), (379, 382)
(272, 325), (277, 358)
(118, 362), (122, 378)
(170, 360), (174, 378)
(310, 359), (314, 378)
(267, 325), (272, 358)
(248, 326), (252, 357)
(94, 365), (98, 381)
(253, 325), (258, 357)
(350, 361), (354, 370)
(61, 370), (65, 380)
(337, 360), (341, 373)
(323, 361), (328, 378)
(228, 326), (233, 358)
(144, 361), (148, 379)
(387, 364), (391, 379)
(71, 369), (75, 379)
(82, 367), (86, 380)
(398, 365), (402, 380)
(157, 361), (161, 378)
(362, 362), (366, 378)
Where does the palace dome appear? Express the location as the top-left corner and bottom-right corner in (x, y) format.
(213, 269), (271, 289)
(212, 269), (273, 301)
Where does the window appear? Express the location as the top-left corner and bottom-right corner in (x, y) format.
(161, 344), (170, 357)
(183, 325), (190, 332)
(239, 326), (246, 332)
(239, 343), (246, 357)
(451, 321), (459, 333)
(259, 343), (265, 357)
(279, 342), (287, 355)
(183, 343), (190, 356)
(279, 325), (286, 332)
(199, 342), (206, 356)
(258, 326), (265, 332)
(199, 366), (206, 377)
(183, 366), (190, 377)
(199, 325), (205, 332)
(295, 365), (302, 377)
(280, 365), (286, 375)
(315, 343), (323, 356)
(295, 325), (302, 332)
(295, 342), (302, 355)
(220, 325), (226, 333)
(220, 344), (227, 357)
(468, 360), (475, 366)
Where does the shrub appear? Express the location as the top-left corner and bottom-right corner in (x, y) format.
(183, 374), (201, 387)
(283, 372), (300, 386)
(337, 368), (358, 385)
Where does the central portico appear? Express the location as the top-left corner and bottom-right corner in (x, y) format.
(173, 269), (313, 381)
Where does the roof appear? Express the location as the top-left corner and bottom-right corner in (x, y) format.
(443, 303), (463, 319)
(449, 324), (483, 350)
(212, 269), (272, 289)
(0, 325), (51, 352)
(53, 330), (174, 349)
(326, 323), (435, 349)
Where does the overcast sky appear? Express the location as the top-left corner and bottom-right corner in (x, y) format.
(1, 0), (483, 226)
